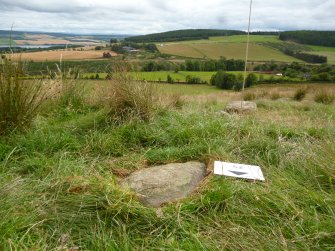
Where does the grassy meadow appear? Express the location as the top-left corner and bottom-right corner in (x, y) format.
(1, 70), (335, 250)
(157, 35), (298, 62)
(157, 35), (335, 64)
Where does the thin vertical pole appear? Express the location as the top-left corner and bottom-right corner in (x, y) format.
(242, 0), (253, 93)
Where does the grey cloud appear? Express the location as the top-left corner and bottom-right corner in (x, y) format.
(0, 0), (334, 34)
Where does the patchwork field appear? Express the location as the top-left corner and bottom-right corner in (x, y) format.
(158, 42), (299, 62)
(11, 50), (116, 61)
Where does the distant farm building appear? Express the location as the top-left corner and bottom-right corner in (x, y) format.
(103, 52), (112, 58)
(122, 46), (140, 53)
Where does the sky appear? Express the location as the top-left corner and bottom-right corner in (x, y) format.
(0, 0), (334, 35)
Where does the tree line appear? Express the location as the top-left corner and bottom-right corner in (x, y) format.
(283, 50), (327, 64)
(142, 58), (245, 72)
(279, 31), (335, 47)
(125, 29), (246, 43)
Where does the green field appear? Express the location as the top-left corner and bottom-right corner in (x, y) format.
(158, 41), (299, 62)
(0, 38), (15, 46)
(84, 71), (283, 83)
(208, 35), (280, 43)
(158, 35), (335, 64)
(308, 45), (335, 52)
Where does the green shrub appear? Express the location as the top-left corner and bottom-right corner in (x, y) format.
(245, 73), (258, 88)
(0, 58), (46, 135)
(314, 92), (335, 104)
(213, 71), (243, 91)
(293, 88), (307, 101)
(185, 75), (202, 84)
(167, 74), (174, 84)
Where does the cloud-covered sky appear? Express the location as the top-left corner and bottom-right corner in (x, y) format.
(0, 0), (334, 35)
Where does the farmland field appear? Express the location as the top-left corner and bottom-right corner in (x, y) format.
(11, 50), (117, 61)
(208, 35), (280, 43)
(0, 38), (15, 45)
(158, 42), (299, 62)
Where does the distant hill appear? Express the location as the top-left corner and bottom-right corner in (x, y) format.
(125, 29), (247, 43)
(279, 31), (335, 47)
(0, 30), (129, 45)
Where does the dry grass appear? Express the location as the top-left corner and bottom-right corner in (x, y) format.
(0, 58), (47, 134)
(11, 50), (116, 61)
(293, 88), (308, 101)
(314, 91), (335, 104)
(104, 65), (158, 121)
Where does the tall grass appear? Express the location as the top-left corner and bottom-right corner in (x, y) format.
(314, 91), (335, 104)
(105, 64), (158, 121)
(49, 64), (85, 110)
(0, 58), (46, 135)
(293, 88), (307, 101)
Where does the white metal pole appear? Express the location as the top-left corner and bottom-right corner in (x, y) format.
(242, 0), (253, 93)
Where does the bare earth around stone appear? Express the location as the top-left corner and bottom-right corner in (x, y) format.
(121, 162), (207, 207)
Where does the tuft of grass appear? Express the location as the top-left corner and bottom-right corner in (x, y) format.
(167, 94), (184, 109)
(293, 88), (307, 101)
(243, 92), (256, 101)
(104, 65), (158, 122)
(314, 92), (335, 104)
(49, 65), (86, 111)
(270, 92), (281, 100)
(0, 58), (46, 135)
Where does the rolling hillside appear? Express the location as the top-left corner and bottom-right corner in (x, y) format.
(156, 35), (335, 64)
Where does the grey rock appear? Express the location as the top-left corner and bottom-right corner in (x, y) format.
(121, 162), (207, 207)
(225, 101), (257, 113)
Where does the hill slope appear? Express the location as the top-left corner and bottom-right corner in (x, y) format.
(125, 29), (246, 43)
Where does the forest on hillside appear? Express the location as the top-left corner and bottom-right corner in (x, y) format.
(125, 29), (246, 43)
(279, 31), (335, 47)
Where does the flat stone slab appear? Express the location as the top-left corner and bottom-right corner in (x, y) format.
(121, 162), (207, 207)
(225, 101), (257, 113)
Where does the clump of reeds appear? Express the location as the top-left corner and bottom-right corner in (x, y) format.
(105, 64), (158, 122)
(0, 58), (46, 135)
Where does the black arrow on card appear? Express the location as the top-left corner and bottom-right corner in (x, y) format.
(229, 170), (248, 176)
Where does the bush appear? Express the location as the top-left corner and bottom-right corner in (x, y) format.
(105, 65), (158, 121)
(293, 88), (307, 101)
(245, 73), (258, 88)
(0, 58), (46, 135)
(185, 75), (202, 84)
(314, 92), (335, 104)
(311, 73), (332, 82)
(167, 74), (174, 84)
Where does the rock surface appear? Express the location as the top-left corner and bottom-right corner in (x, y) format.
(225, 101), (257, 113)
(121, 162), (207, 207)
